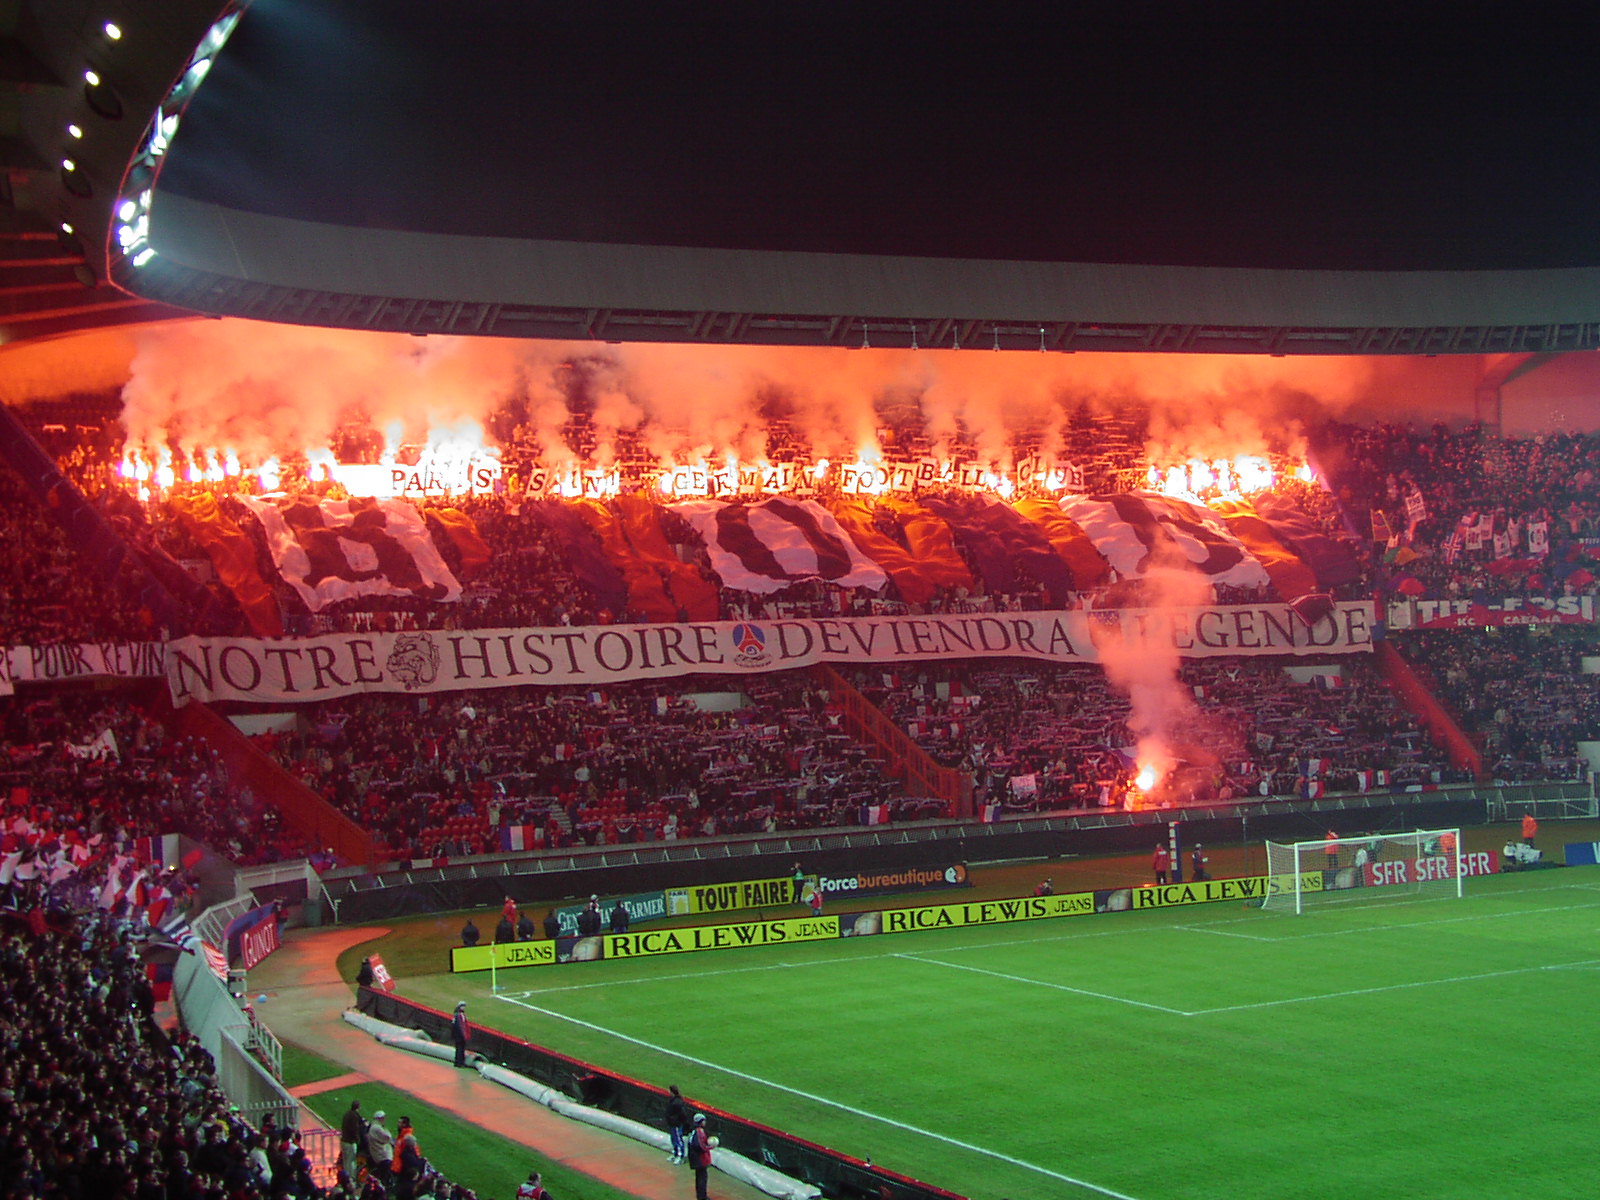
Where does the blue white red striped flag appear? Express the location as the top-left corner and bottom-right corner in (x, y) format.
(497, 824), (542, 852)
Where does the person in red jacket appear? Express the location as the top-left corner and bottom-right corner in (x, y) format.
(687, 1112), (713, 1200)
(1522, 812), (1538, 847)
(1152, 844), (1170, 885)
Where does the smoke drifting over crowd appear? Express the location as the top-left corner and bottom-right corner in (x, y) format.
(116, 319), (1402, 473)
(1095, 552), (1231, 794)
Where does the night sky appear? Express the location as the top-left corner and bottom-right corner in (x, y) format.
(156, 0), (1600, 271)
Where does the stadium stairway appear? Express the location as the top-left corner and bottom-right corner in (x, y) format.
(812, 665), (974, 817)
(155, 688), (376, 866)
(1374, 641), (1484, 779)
(0, 218), (191, 344)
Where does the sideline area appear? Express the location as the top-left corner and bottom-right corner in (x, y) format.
(247, 925), (775, 1200)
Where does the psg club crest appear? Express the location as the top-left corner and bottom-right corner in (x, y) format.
(728, 622), (771, 668)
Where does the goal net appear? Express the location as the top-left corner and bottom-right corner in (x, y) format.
(1261, 828), (1464, 914)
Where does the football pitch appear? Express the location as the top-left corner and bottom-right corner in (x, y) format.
(400, 868), (1598, 1200)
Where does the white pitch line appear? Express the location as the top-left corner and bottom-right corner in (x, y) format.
(1170, 924), (1276, 941)
(495, 993), (1146, 1200)
(1186, 957), (1600, 1016)
(1217, 897), (1600, 943)
(893, 952), (1191, 1014)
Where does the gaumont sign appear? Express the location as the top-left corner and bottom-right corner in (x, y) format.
(162, 602), (1375, 705)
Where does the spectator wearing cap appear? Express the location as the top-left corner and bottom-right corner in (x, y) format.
(515, 1170), (552, 1199)
(451, 1001), (471, 1068)
(367, 1110), (395, 1177)
(687, 1112), (713, 1200)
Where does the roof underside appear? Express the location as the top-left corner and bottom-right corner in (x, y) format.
(111, 1), (1600, 349)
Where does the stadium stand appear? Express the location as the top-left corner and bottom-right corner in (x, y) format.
(262, 674), (924, 860)
(1396, 628), (1599, 784)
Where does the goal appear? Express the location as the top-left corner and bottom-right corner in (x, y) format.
(1261, 828), (1464, 914)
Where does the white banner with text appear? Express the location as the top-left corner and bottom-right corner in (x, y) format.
(6, 642), (165, 692)
(162, 601), (1375, 706)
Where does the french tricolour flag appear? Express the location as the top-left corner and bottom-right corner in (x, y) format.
(497, 824), (541, 852)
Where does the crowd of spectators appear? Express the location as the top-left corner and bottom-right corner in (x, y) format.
(5, 405), (1598, 860)
(1317, 421), (1600, 605)
(0, 462), (159, 645)
(261, 674), (927, 860)
(0, 872), (489, 1199)
(0, 907), (271, 1200)
(1398, 628), (1600, 783)
(855, 653), (1465, 815)
(2, 686), (304, 869)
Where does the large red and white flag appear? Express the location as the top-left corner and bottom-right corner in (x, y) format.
(672, 498), (889, 594)
(236, 495), (462, 611)
(1058, 492), (1271, 589)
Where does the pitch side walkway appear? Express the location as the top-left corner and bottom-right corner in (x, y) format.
(249, 925), (771, 1200)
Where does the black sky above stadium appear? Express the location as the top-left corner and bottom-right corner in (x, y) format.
(156, 0), (1600, 273)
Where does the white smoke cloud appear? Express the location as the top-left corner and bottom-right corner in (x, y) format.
(1095, 549), (1231, 789)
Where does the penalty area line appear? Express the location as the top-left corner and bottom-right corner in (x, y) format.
(893, 953), (1190, 1014)
(495, 993), (1146, 1200)
(1188, 956), (1600, 1015)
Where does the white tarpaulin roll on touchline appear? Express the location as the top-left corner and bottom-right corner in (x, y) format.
(344, 1009), (819, 1200)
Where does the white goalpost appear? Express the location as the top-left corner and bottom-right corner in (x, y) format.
(1261, 827), (1464, 914)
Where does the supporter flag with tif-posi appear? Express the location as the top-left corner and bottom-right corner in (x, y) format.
(672, 497), (888, 594)
(1058, 492), (1270, 590)
(235, 495), (463, 611)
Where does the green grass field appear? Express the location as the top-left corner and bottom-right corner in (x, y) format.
(385, 865), (1598, 1200)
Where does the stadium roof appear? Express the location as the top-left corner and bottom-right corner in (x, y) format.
(15, 1), (1600, 353)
